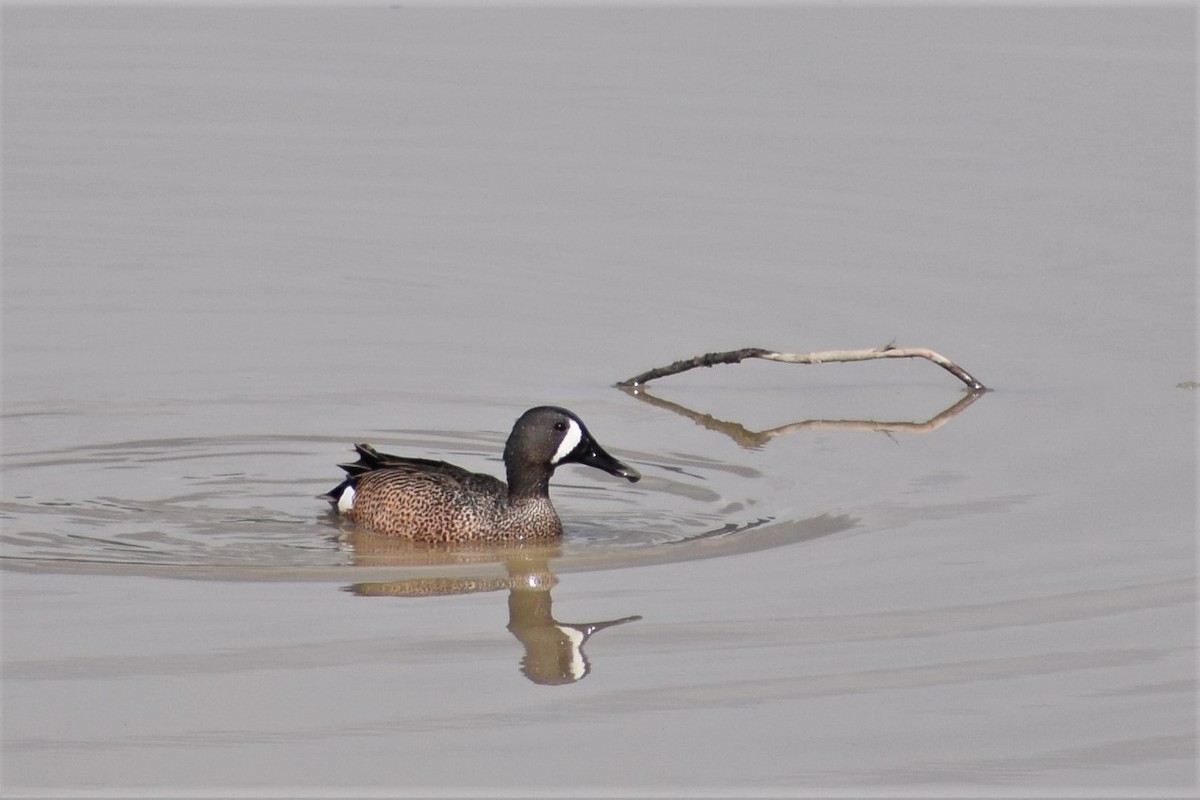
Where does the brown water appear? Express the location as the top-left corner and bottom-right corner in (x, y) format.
(2, 5), (1195, 796)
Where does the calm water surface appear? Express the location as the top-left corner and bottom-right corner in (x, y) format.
(2, 5), (1195, 796)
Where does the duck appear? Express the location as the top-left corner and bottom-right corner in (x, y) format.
(322, 406), (641, 541)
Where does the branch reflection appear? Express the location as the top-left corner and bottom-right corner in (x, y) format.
(618, 384), (985, 449)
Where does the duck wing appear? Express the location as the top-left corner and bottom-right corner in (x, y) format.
(337, 443), (478, 480)
(321, 443), (505, 506)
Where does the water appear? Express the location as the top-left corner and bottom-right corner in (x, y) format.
(2, 5), (1195, 795)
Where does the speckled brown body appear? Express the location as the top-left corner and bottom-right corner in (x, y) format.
(344, 463), (561, 542)
(322, 407), (641, 542)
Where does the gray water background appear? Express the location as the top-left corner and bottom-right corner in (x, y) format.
(2, 5), (1196, 796)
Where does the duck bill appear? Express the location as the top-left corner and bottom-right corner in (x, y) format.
(577, 441), (641, 483)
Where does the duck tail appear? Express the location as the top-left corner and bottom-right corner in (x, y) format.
(336, 443), (391, 476)
(319, 476), (358, 513)
(321, 443), (386, 511)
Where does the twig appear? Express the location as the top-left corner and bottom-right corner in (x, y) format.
(616, 344), (986, 391)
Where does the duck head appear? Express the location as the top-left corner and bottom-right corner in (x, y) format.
(505, 406), (641, 484)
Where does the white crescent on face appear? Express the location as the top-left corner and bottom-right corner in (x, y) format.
(550, 419), (583, 465)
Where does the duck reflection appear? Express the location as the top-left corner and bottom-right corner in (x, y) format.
(504, 566), (641, 685)
(619, 384), (984, 448)
(345, 537), (640, 685)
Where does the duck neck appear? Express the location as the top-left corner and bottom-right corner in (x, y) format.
(505, 461), (554, 502)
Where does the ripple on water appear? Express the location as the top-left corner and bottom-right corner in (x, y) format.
(0, 434), (855, 579)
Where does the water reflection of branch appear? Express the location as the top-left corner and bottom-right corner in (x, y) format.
(618, 384), (985, 449)
(346, 543), (640, 685)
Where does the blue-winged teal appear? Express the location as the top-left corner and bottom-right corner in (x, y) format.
(322, 406), (640, 541)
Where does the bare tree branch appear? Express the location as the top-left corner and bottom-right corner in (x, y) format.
(616, 344), (987, 391)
